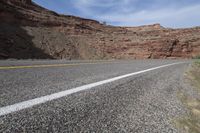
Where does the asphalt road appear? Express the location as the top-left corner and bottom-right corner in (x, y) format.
(0, 60), (191, 132)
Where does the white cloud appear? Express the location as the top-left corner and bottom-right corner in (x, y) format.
(75, 0), (132, 7)
(73, 0), (135, 16)
(72, 0), (200, 28)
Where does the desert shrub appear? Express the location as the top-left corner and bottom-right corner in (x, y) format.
(193, 55), (200, 59)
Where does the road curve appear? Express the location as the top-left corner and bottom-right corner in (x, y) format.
(0, 60), (191, 132)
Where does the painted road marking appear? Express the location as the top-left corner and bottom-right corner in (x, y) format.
(0, 61), (114, 70)
(0, 62), (185, 116)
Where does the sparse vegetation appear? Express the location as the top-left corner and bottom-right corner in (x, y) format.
(102, 21), (107, 25)
(193, 55), (200, 59)
(191, 61), (200, 92)
(175, 61), (200, 133)
(176, 92), (200, 133)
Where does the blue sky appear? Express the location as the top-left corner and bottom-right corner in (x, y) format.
(33, 0), (200, 28)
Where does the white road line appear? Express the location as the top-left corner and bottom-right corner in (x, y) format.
(0, 62), (185, 116)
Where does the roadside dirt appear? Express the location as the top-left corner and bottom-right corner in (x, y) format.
(175, 61), (200, 133)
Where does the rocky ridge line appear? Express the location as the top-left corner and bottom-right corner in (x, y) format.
(0, 0), (200, 59)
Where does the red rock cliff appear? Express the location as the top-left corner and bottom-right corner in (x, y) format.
(0, 0), (200, 59)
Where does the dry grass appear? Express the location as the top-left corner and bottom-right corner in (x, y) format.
(176, 92), (200, 133)
(175, 60), (200, 133)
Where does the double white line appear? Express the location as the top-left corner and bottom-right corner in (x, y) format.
(0, 62), (186, 117)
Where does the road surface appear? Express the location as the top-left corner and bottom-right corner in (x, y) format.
(0, 60), (191, 132)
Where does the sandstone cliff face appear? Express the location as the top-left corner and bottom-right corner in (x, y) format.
(0, 0), (200, 59)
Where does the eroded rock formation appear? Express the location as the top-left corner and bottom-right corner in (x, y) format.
(0, 0), (200, 59)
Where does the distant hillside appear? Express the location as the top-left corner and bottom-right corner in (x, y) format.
(0, 0), (200, 59)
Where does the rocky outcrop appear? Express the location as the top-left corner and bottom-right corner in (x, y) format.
(0, 0), (200, 59)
